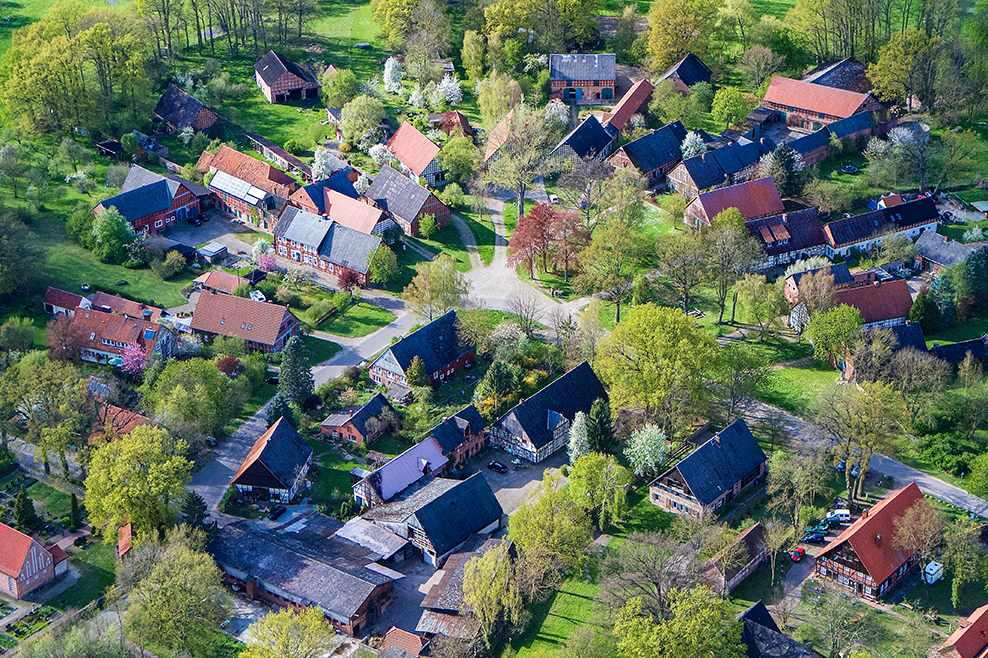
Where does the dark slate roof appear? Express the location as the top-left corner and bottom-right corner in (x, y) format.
(493, 362), (607, 451)
(406, 474), (504, 556)
(154, 83), (211, 128)
(121, 165), (210, 198)
(787, 129), (830, 156)
(915, 230), (974, 268)
(738, 602), (816, 658)
(746, 209), (827, 257)
(99, 180), (173, 224)
(680, 140), (772, 190)
(231, 417), (314, 490)
(659, 418), (767, 507)
(827, 112), (874, 140)
(888, 322), (927, 353)
(738, 601), (779, 632)
(254, 50), (320, 87)
(790, 263), (853, 287)
(659, 53), (712, 87)
(930, 337), (988, 364)
(207, 521), (393, 623)
(802, 57), (874, 94)
(427, 405), (486, 454)
(824, 197), (938, 248)
(618, 121), (688, 173)
(321, 393), (395, 437)
(274, 207), (332, 249)
(366, 165), (432, 222)
(553, 115), (614, 159)
(317, 222), (382, 275)
(378, 311), (469, 376)
(549, 54), (616, 82)
(296, 169), (359, 214)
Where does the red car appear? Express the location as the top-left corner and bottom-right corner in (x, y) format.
(791, 547), (806, 562)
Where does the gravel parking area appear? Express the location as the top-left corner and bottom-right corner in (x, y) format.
(469, 448), (570, 516)
(363, 559), (435, 638)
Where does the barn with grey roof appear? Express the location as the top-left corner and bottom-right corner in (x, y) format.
(608, 120), (688, 186)
(369, 311), (475, 387)
(366, 164), (451, 235)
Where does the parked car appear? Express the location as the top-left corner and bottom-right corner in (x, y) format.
(487, 461), (508, 474)
(265, 376), (279, 385)
(835, 460), (846, 472)
(791, 547), (806, 562)
(807, 522), (830, 535)
(548, 194), (559, 204)
(802, 533), (827, 544)
(268, 506), (287, 521)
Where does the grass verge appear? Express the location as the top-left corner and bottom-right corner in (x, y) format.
(319, 301), (395, 337)
(303, 336), (343, 366)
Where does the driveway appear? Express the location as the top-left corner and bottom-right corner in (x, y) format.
(473, 448), (570, 515)
(870, 453), (988, 518)
(160, 210), (255, 247)
(188, 399), (274, 525)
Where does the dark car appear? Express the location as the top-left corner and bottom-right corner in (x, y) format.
(185, 216), (197, 225)
(200, 214), (209, 222)
(268, 506), (287, 521)
(802, 533), (827, 544)
(487, 461), (508, 474)
(265, 376), (279, 385)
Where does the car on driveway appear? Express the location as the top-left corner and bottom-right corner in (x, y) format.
(802, 533), (827, 544)
(548, 194), (559, 204)
(806, 522), (830, 535)
(791, 547), (806, 562)
(487, 461), (508, 474)
(268, 506), (287, 521)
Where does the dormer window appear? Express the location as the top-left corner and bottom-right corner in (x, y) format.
(220, 318), (225, 325)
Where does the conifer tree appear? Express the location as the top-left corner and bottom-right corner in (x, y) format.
(14, 486), (38, 528)
(278, 337), (314, 405)
(267, 393), (297, 428)
(405, 355), (429, 387)
(586, 399), (614, 453)
(70, 492), (80, 529)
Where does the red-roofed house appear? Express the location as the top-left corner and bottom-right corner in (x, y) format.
(603, 78), (654, 133)
(191, 292), (300, 353)
(196, 146), (297, 198)
(43, 287), (84, 316)
(939, 604), (988, 658)
(193, 269), (247, 295)
(815, 483), (930, 599)
(0, 522), (58, 598)
(46, 545), (69, 577)
(835, 279), (914, 329)
(68, 308), (173, 365)
(763, 76), (886, 132)
(386, 124), (446, 188)
(383, 627), (425, 656)
(685, 177), (785, 228)
(91, 292), (163, 323)
(325, 189), (395, 237)
(88, 404), (150, 445)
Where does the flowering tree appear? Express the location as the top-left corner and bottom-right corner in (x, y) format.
(437, 74), (463, 106)
(681, 131), (707, 159)
(507, 203), (555, 277)
(121, 343), (148, 375)
(216, 355), (242, 377)
(383, 58), (403, 94)
(258, 253), (277, 271)
(624, 424), (667, 478)
(409, 84), (426, 108)
(355, 174), (371, 194)
(369, 144), (392, 166)
(312, 147), (341, 181)
(252, 239), (270, 262)
(544, 100), (569, 128)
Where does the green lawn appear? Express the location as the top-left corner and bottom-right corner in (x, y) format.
(749, 0), (798, 19)
(501, 199), (536, 237)
(608, 488), (675, 538)
(505, 573), (602, 657)
(757, 361), (840, 414)
(302, 336), (343, 365)
(305, 438), (363, 505)
(383, 243), (430, 294)
(25, 482), (73, 519)
(925, 311), (988, 346)
(408, 223), (472, 273)
(458, 199), (497, 266)
(319, 301), (395, 337)
(0, 634), (17, 649)
(728, 558), (792, 615)
(55, 540), (116, 610)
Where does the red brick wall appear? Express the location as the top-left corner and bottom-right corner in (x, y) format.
(275, 235), (370, 287)
(257, 71), (320, 104)
(428, 350), (476, 383)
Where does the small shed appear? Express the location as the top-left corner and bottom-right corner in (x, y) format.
(97, 140), (125, 158)
(197, 242), (228, 264)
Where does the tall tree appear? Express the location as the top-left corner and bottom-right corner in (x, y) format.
(0, 212), (32, 297)
(646, 0), (718, 72)
(709, 226), (760, 324)
(278, 336), (314, 405)
(892, 500), (944, 566)
(714, 343), (769, 424)
(598, 531), (686, 618)
(551, 210), (589, 283)
(569, 452), (632, 530)
(508, 203), (556, 276)
(586, 398), (614, 453)
(658, 231), (708, 313)
(242, 607), (336, 658)
(463, 542), (522, 646)
(13, 485), (39, 528)
(461, 30), (486, 80)
(266, 393), (296, 428)
(574, 226), (646, 324)
(805, 304), (862, 362)
(559, 157), (612, 231)
(508, 470), (592, 570)
(624, 424), (667, 479)
(568, 411), (590, 463)
(596, 305), (718, 436)
(762, 142), (804, 198)
(84, 425), (192, 540)
(403, 253), (468, 321)
(766, 450), (830, 532)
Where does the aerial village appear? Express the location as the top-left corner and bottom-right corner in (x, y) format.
(1, 0), (988, 656)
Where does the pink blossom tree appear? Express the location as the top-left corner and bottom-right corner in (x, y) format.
(121, 343), (148, 375)
(258, 253), (277, 271)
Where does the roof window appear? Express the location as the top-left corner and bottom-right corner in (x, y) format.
(220, 318), (225, 325)
(90, 333), (96, 341)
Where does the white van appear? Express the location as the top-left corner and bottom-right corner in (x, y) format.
(827, 509), (851, 523)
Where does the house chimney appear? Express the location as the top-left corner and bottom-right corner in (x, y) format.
(944, 235), (950, 243)
(862, 508), (869, 519)
(715, 434), (721, 446)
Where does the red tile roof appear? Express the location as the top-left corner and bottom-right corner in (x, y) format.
(194, 270), (246, 295)
(190, 291), (298, 347)
(690, 177), (785, 225)
(44, 286), (83, 311)
(69, 309), (163, 356)
(941, 604), (988, 658)
(91, 292), (163, 322)
(88, 404), (150, 444)
(603, 78), (654, 132)
(484, 109), (515, 163)
(764, 75), (874, 119)
(196, 145), (297, 197)
(383, 626), (425, 655)
(817, 483), (928, 584)
(325, 189), (387, 235)
(118, 523), (133, 558)
(46, 544), (68, 565)
(0, 522), (34, 578)
(835, 279), (913, 325)
(430, 111), (476, 137)
(386, 123), (441, 177)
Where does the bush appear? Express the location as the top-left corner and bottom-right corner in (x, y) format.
(152, 250), (187, 279)
(284, 138), (305, 154)
(441, 182), (465, 208)
(301, 394), (322, 412)
(307, 299), (335, 324)
(793, 625), (818, 645)
(276, 286), (304, 308)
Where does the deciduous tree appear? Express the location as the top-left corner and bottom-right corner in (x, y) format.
(508, 469), (591, 569)
(508, 203), (555, 276)
(568, 411), (590, 463)
(569, 452), (632, 530)
(340, 95), (386, 149)
(714, 343), (769, 423)
(646, 0), (718, 72)
(463, 541), (522, 646)
(711, 87), (751, 128)
(892, 500), (944, 566)
(805, 304), (862, 362)
(403, 253), (468, 321)
(482, 107), (560, 221)
(574, 225), (646, 324)
(91, 206), (133, 264)
(739, 45), (785, 86)
(624, 424), (667, 478)
(242, 607), (336, 658)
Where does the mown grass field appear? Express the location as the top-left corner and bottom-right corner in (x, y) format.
(506, 573), (602, 657)
(56, 540), (115, 610)
(319, 301), (395, 337)
(25, 481), (72, 518)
